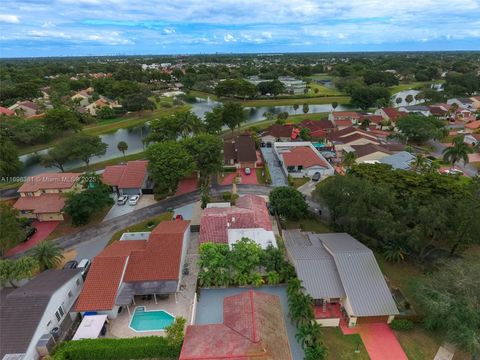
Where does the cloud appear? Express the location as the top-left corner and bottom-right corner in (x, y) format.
(0, 14), (20, 23)
(41, 21), (55, 28)
(223, 33), (236, 42)
(163, 27), (175, 34)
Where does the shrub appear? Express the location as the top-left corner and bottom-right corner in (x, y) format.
(222, 192), (232, 201)
(390, 319), (414, 331)
(52, 336), (181, 360)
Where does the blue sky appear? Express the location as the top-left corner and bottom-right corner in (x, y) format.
(1, 0), (479, 57)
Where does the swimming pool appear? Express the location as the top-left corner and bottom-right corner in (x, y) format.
(129, 307), (175, 332)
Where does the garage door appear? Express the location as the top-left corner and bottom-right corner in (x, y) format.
(356, 316), (389, 324)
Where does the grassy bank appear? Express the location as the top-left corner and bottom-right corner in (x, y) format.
(323, 328), (369, 360)
(233, 96), (350, 107)
(68, 151), (146, 173)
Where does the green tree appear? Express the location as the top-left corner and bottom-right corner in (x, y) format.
(42, 108), (82, 132)
(0, 257), (38, 288)
(183, 134), (223, 187)
(300, 127), (311, 141)
(229, 238), (263, 276)
(117, 141), (128, 160)
(147, 140), (194, 194)
(0, 203), (24, 255)
(269, 186), (308, 220)
(266, 271), (280, 285)
(67, 133), (108, 169)
(222, 102), (247, 136)
(63, 183), (114, 226)
(396, 115), (446, 143)
(342, 151), (357, 168)
(40, 143), (72, 172)
(302, 103), (309, 114)
(293, 103), (299, 114)
(204, 106), (224, 134)
(414, 258), (480, 355)
(350, 85), (390, 111)
(442, 136), (471, 167)
(331, 101), (338, 111)
(405, 94), (414, 105)
(147, 110), (203, 143)
(121, 93), (155, 112)
(165, 317), (187, 349)
(28, 241), (64, 271)
(0, 137), (22, 177)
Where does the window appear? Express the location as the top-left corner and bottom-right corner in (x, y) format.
(55, 312), (61, 322)
(46, 320), (52, 327)
(58, 306), (64, 317)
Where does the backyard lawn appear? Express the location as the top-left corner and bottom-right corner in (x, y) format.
(108, 212), (173, 244)
(323, 328), (370, 360)
(289, 176), (310, 188)
(285, 217), (332, 233)
(307, 82), (344, 96)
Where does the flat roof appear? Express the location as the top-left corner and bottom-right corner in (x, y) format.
(72, 315), (108, 340)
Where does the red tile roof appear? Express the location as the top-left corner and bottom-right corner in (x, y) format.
(381, 108), (408, 122)
(14, 194), (66, 214)
(18, 173), (80, 193)
(102, 161), (148, 189)
(75, 220), (189, 312)
(200, 195), (271, 245)
(331, 111), (361, 119)
(180, 290), (292, 360)
(335, 119), (355, 127)
(300, 119), (335, 130)
(0, 106), (15, 116)
(75, 256), (127, 312)
(466, 120), (480, 129)
(282, 146), (329, 168)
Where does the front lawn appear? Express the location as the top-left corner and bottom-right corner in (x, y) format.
(289, 176), (310, 188)
(285, 217), (332, 233)
(323, 328), (370, 360)
(108, 212), (173, 245)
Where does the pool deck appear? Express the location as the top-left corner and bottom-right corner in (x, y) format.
(107, 232), (200, 338)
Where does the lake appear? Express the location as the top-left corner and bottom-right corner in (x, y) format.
(19, 98), (350, 176)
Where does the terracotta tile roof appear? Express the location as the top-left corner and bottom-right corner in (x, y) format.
(223, 134), (257, 163)
(180, 290), (292, 360)
(200, 195), (271, 245)
(331, 111), (361, 119)
(75, 220), (189, 312)
(18, 172), (80, 193)
(335, 119), (354, 127)
(102, 161), (148, 189)
(16, 101), (39, 111)
(466, 120), (480, 129)
(381, 108), (407, 121)
(360, 115), (384, 124)
(351, 144), (393, 158)
(14, 193), (66, 214)
(300, 119), (335, 129)
(263, 124), (295, 138)
(282, 146), (329, 168)
(0, 106), (15, 116)
(75, 256), (127, 312)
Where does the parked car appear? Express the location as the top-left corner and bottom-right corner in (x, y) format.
(266, 203), (275, 216)
(63, 260), (78, 269)
(77, 259), (91, 277)
(128, 195), (140, 206)
(175, 214), (184, 220)
(448, 168), (463, 175)
(244, 167), (251, 175)
(117, 195), (128, 205)
(22, 225), (37, 242)
(312, 172), (321, 181)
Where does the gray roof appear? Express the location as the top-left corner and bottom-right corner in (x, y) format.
(380, 151), (415, 170)
(285, 230), (398, 317)
(0, 269), (81, 358)
(317, 233), (399, 316)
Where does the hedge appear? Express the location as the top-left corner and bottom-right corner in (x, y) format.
(52, 336), (181, 360)
(390, 319), (414, 331)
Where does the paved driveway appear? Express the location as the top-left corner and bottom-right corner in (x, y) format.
(261, 147), (287, 187)
(342, 323), (408, 360)
(6, 221), (60, 256)
(102, 194), (156, 222)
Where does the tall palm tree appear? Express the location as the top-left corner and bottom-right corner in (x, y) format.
(411, 153), (427, 172)
(304, 344), (327, 360)
(28, 241), (64, 271)
(342, 151), (357, 168)
(117, 141), (128, 160)
(442, 137), (471, 167)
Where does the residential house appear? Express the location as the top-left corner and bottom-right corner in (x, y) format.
(375, 107), (407, 123)
(86, 96), (121, 116)
(274, 142), (335, 178)
(455, 109), (477, 123)
(75, 220), (190, 318)
(380, 151), (416, 170)
(0, 269), (84, 360)
(71, 89), (93, 107)
(447, 98), (475, 110)
(327, 127), (381, 152)
(8, 101), (40, 118)
(428, 105), (450, 120)
(464, 133), (480, 146)
(200, 194), (275, 249)
(328, 112), (361, 127)
(349, 144), (393, 164)
(223, 133), (258, 169)
(398, 105), (431, 117)
(13, 173), (81, 221)
(300, 119), (336, 134)
(102, 160), (150, 196)
(284, 230), (398, 328)
(470, 96), (480, 109)
(180, 290), (292, 360)
(278, 76), (307, 94)
(0, 106), (15, 116)
(359, 114), (384, 129)
(465, 120), (480, 133)
(260, 124), (299, 146)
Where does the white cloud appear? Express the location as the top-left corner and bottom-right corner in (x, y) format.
(0, 14), (20, 24)
(163, 27), (175, 34)
(41, 21), (56, 28)
(223, 33), (236, 42)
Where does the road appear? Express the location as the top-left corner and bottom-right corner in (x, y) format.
(427, 139), (478, 177)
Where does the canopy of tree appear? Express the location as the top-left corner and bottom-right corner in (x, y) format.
(395, 114), (446, 143)
(0, 203), (24, 255)
(214, 79), (257, 98)
(0, 137), (22, 177)
(269, 186), (308, 220)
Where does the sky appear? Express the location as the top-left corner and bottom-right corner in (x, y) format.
(1, 0), (480, 58)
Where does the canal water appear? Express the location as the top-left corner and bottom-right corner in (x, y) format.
(20, 98), (350, 176)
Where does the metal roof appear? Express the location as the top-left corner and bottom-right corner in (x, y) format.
(380, 151), (416, 170)
(316, 233), (399, 316)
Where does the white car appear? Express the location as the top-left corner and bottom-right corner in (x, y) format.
(128, 195), (140, 206)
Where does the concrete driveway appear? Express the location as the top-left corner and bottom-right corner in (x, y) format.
(6, 221), (60, 257)
(261, 147), (287, 187)
(102, 194), (156, 222)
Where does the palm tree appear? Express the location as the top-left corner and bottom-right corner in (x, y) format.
(296, 322), (323, 349)
(117, 141), (128, 160)
(266, 271), (280, 285)
(250, 272), (264, 287)
(304, 344), (327, 360)
(442, 137), (471, 168)
(405, 94), (414, 106)
(302, 103), (309, 114)
(395, 97), (403, 106)
(287, 278), (303, 297)
(28, 241), (64, 271)
(293, 104), (299, 114)
(360, 118), (371, 130)
(342, 151), (357, 168)
(331, 101), (338, 112)
(411, 153), (427, 172)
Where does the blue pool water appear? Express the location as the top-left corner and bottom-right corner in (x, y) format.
(129, 307), (175, 331)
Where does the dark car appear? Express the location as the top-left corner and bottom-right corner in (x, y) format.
(266, 202), (275, 216)
(312, 172), (321, 181)
(63, 260), (78, 269)
(22, 226), (37, 242)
